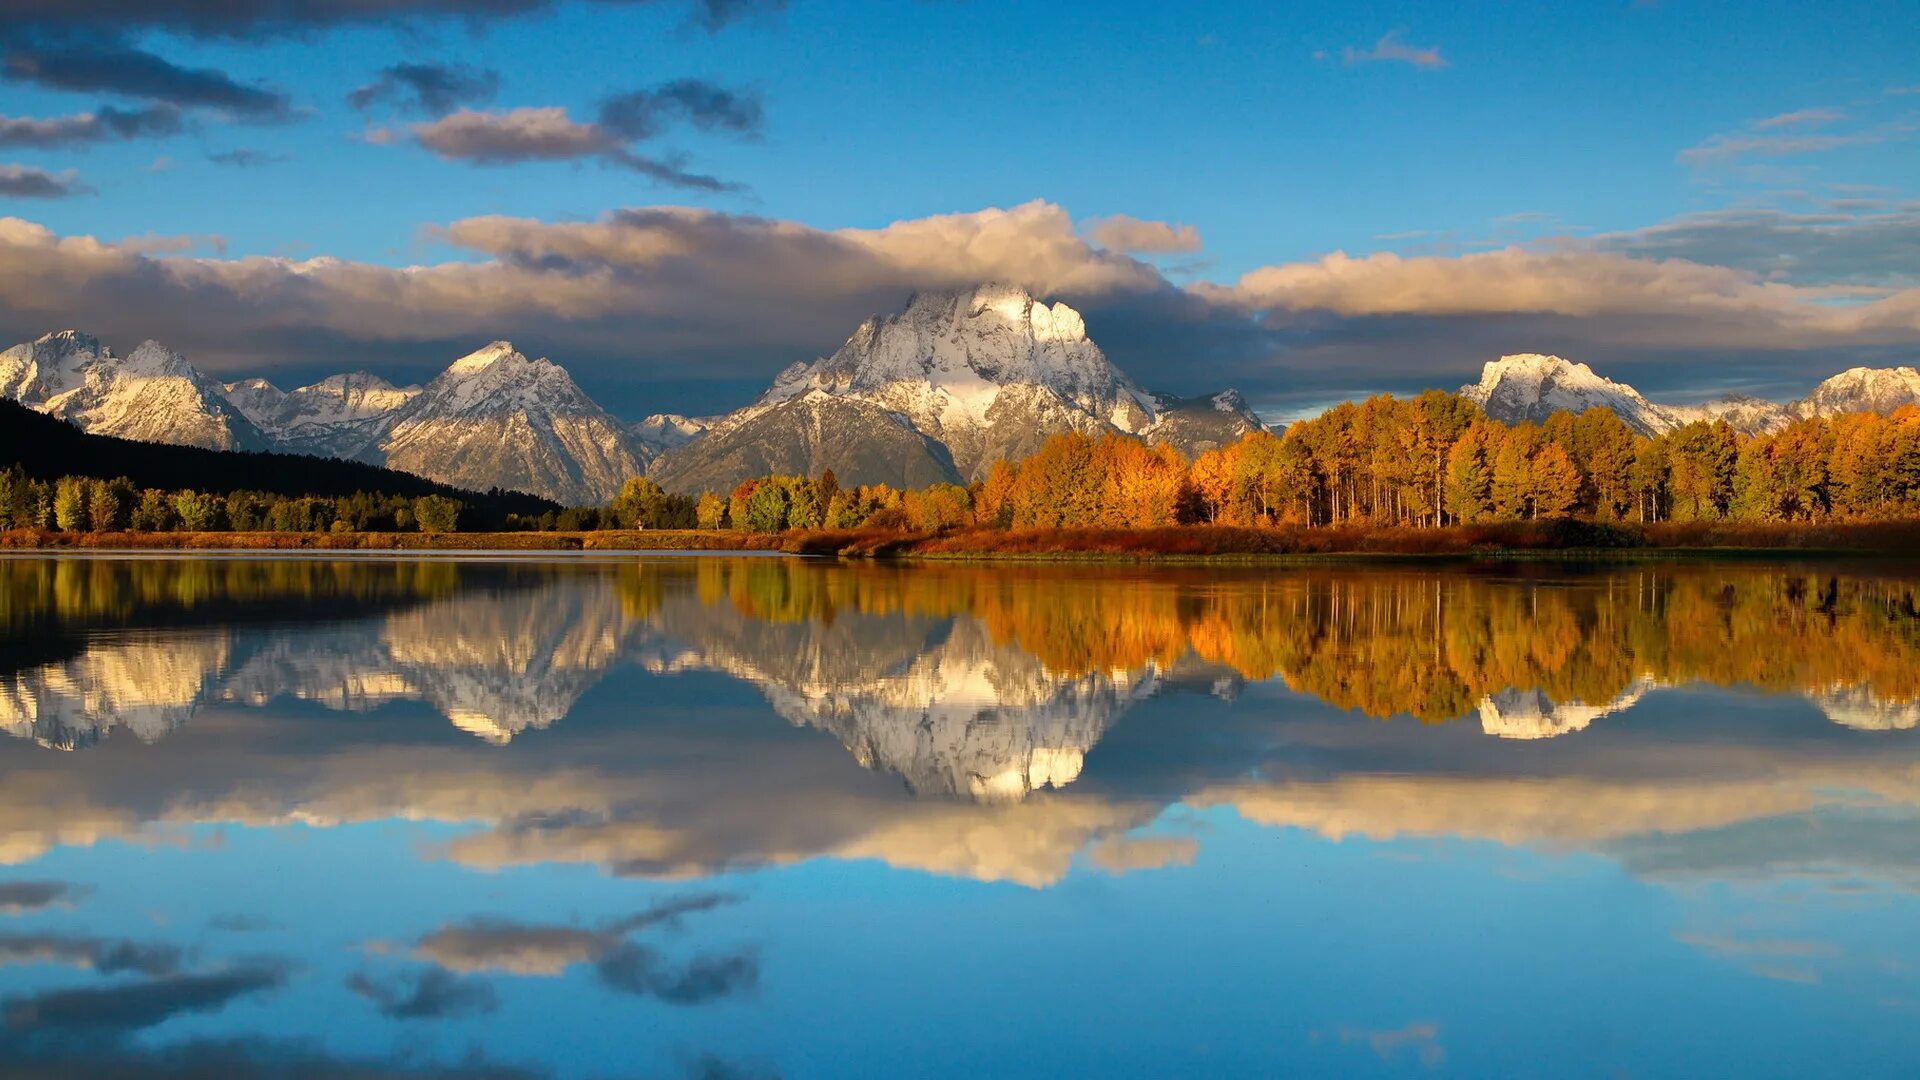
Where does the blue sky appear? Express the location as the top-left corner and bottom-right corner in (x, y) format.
(1, 0), (1917, 417)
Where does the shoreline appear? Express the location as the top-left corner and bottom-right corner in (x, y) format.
(6, 520), (1920, 562)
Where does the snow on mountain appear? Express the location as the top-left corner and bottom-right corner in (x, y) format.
(1477, 678), (1659, 740)
(630, 413), (708, 454)
(0, 331), (269, 451)
(1461, 354), (1680, 437)
(650, 284), (1262, 492)
(1805, 684), (1920, 731)
(376, 342), (650, 506)
(1467, 354), (1920, 436)
(1797, 366), (1920, 418)
(1663, 393), (1797, 435)
(222, 372), (422, 458)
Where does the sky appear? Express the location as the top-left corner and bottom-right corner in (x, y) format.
(0, 0), (1917, 420)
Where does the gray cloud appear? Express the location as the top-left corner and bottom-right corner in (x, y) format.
(597, 80), (763, 140)
(348, 63), (501, 118)
(0, 165), (91, 197)
(0, 0), (784, 38)
(593, 943), (758, 1004)
(399, 76), (760, 190)
(2, 967), (285, 1033)
(0, 933), (183, 977)
(5, 198), (1920, 416)
(208, 148), (288, 168)
(0, 882), (87, 914)
(347, 967), (498, 1020)
(1341, 29), (1446, 69)
(0, 36), (292, 119)
(0, 104), (183, 147)
(406, 893), (756, 1006)
(1594, 207), (1920, 288)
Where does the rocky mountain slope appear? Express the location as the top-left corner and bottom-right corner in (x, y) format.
(0, 331), (269, 451)
(222, 372), (422, 458)
(650, 284), (1265, 493)
(375, 342), (650, 506)
(1465, 354), (1920, 436)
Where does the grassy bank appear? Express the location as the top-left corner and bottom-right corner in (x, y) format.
(8, 518), (1920, 560)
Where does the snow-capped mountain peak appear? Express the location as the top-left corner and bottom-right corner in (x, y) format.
(375, 342), (649, 505)
(1799, 365), (1920, 417)
(1461, 353), (1677, 436)
(1, 331), (267, 450)
(446, 340), (524, 376)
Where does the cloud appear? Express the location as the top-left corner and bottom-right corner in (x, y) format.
(0, 0), (783, 38)
(411, 893), (740, 976)
(1594, 207), (1920, 287)
(0, 933), (182, 977)
(348, 63), (501, 118)
(1342, 30), (1446, 69)
(1678, 131), (1880, 165)
(1083, 834), (1198, 874)
(1085, 214), (1203, 254)
(208, 148), (287, 168)
(0, 882), (86, 915)
(1754, 107), (1845, 130)
(406, 106), (738, 190)
(2, 967), (285, 1033)
(6, 197), (1920, 411)
(0, 35), (292, 119)
(0, 165), (91, 197)
(598, 79), (763, 140)
(0, 104), (183, 147)
(347, 967), (498, 1020)
(593, 943), (758, 1004)
(1336, 1022), (1444, 1069)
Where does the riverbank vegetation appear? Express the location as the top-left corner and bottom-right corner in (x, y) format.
(8, 393), (1920, 555)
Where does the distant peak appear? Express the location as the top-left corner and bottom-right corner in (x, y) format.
(446, 341), (524, 375)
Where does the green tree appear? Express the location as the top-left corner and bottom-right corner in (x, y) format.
(87, 478), (134, 532)
(696, 491), (728, 530)
(172, 490), (224, 532)
(52, 477), (89, 531)
(609, 477), (670, 529)
(743, 481), (790, 532)
(412, 495), (462, 533)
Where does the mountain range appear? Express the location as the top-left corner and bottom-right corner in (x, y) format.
(0, 286), (1261, 504)
(7, 294), (1919, 504)
(1462, 353), (1920, 436)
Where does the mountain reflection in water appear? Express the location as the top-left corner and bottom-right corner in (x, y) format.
(2, 555), (1920, 1079)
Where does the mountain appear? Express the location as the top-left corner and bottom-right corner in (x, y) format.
(374, 342), (651, 507)
(1460, 354), (1678, 437)
(221, 372), (422, 457)
(1663, 393), (1798, 434)
(0, 397), (555, 518)
(650, 284), (1263, 493)
(0, 331), (269, 451)
(1466, 353), (1920, 436)
(1797, 366), (1920, 418)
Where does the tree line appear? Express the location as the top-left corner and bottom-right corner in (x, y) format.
(688, 394), (1920, 532)
(0, 470), (470, 534)
(11, 394), (1919, 535)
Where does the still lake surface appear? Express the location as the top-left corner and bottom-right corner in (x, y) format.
(3, 554), (1920, 1078)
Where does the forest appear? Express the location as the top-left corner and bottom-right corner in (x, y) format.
(692, 392), (1920, 533)
(8, 391), (1920, 540)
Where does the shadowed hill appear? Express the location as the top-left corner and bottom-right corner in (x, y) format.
(0, 398), (558, 518)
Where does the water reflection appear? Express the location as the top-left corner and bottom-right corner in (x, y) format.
(2, 555), (1920, 1078)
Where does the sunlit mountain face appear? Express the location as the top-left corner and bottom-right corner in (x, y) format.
(3, 555), (1920, 1078)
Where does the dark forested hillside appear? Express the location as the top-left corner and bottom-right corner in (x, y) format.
(0, 399), (557, 518)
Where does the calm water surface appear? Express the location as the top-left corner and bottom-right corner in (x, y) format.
(3, 554), (1920, 1078)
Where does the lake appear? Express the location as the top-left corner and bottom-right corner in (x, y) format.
(3, 554), (1919, 1078)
